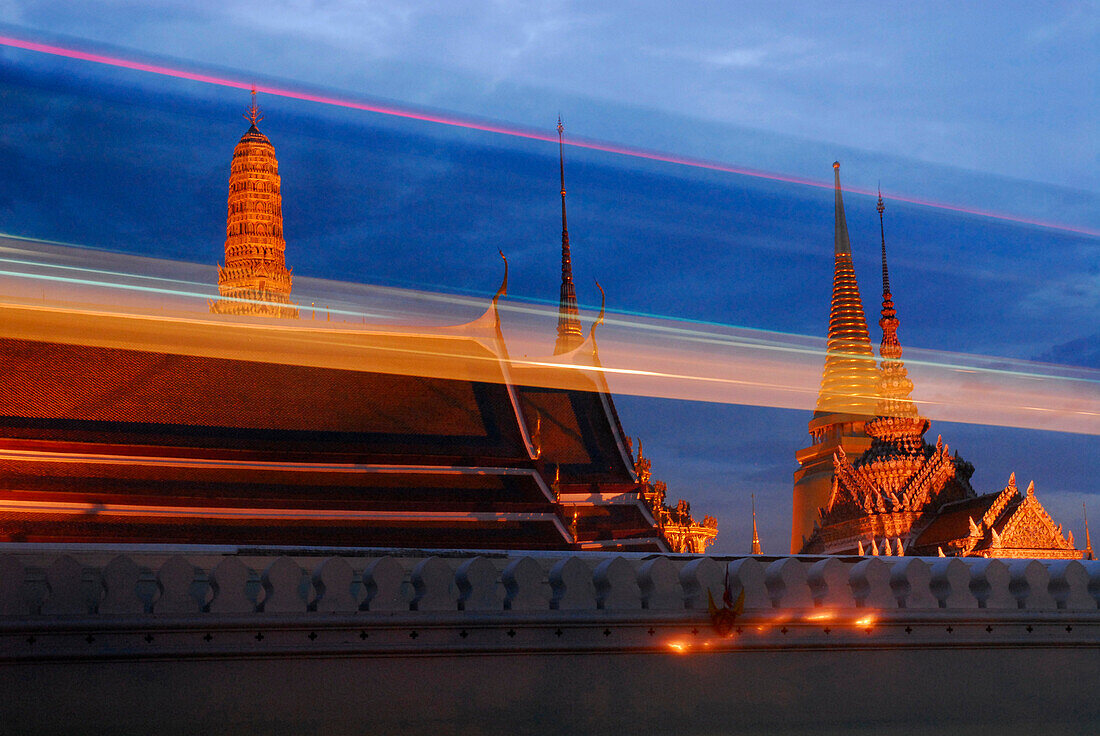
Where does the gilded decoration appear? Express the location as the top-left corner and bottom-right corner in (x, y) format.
(634, 440), (718, 553)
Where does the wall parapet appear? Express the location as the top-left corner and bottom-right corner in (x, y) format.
(1, 548), (1098, 618)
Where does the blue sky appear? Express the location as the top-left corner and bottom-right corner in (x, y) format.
(1, 1), (1098, 552)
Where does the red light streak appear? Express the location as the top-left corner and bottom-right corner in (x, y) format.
(1, 33), (1096, 239)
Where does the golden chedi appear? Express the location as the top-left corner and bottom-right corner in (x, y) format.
(211, 91), (298, 318)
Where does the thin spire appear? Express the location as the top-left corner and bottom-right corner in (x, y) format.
(865, 188), (927, 450)
(834, 162), (851, 255)
(877, 186), (889, 297)
(1085, 503), (1094, 560)
(245, 87), (263, 129)
(751, 493), (762, 554)
(877, 189), (902, 362)
(554, 116), (583, 354)
(814, 162), (879, 415)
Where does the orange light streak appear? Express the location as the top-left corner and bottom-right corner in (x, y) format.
(0, 33), (1095, 239)
(2, 240), (1099, 437)
(804, 611), (836, 622)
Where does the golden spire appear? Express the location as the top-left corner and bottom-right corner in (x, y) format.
(864, 188), (928, 451)
(554, 116), (583, 354)
(814, 162), (879, 415)
(751, 493), (762, 554)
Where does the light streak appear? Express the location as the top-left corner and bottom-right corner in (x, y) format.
(854, 615), (876, 627)
(2, 240), (1099, 438)
(0, 33), (1096, 239)
(804, 611), (835, 622)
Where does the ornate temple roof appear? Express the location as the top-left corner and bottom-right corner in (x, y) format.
(913, 476), (1080, 558)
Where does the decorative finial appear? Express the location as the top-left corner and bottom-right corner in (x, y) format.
(588, 279), (606, 342)
(558, 115), (566, 197)
(245, 87), (263, 127)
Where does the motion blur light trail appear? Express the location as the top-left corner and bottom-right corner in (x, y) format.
(2, 238), (1098, 437)
(0, 32), (1096, 239)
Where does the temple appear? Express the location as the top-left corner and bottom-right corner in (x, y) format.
(210, 91), (298, 318)
(797, 169), (1084, 559)
(0, 109), (715, 553)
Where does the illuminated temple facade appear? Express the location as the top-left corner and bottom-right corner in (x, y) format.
(0, 105), (715, 553)
(795, 164), (1088, 560)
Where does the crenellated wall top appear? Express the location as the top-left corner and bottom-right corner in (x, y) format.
(1, 547), (1097, 619)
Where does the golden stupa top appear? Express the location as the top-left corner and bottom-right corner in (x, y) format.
(814, 163), (880, 416)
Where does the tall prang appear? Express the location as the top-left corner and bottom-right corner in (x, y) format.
(211, 90), (298, 319)
(799, 190), (1081, 560)
(553, 116), (583, 354)
(791, 162), (880, 551)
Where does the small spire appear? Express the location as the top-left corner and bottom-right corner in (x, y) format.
(554, 116), (583, 354)
(1084, 503), (1093, 560)
(751, 493), (762, 555)
(877, 186), (889, 298)
(244, 87), (263, 128)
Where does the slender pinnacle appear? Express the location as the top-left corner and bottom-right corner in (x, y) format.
(554, 116), (583, 354)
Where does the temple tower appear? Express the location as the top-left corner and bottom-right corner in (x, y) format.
(554, 117), (583, 354)
(791, 162), (879, 551)
(863, 190), (929, 455)
(211, 90), (298, 318)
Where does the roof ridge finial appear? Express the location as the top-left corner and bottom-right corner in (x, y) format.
(245, 87), (263, 128)
(751, 493), (762, 554)
(554, 115), (583, 355)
